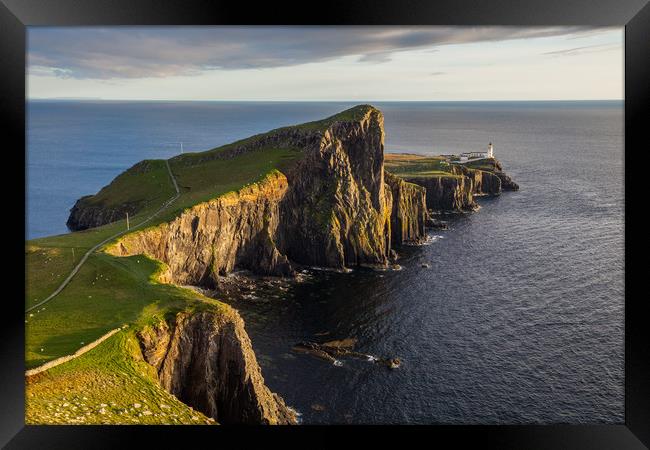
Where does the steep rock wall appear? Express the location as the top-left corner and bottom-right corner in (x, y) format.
(67, 197), (137, 231)
(105, 171), (293, 286)
(138, 309), (297, 425)
(106, 106), (425, 278)
(277, 107), (393, 268)
(449, 165), (502, 196)
(384, 172), (427, 245)
(403, 175), (477, 211)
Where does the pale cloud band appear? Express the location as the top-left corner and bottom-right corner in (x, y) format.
(29, 26), (609, 80)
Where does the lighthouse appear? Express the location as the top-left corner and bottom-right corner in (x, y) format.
(488, 142), (494, 158)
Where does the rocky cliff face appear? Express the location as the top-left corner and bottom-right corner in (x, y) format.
(449, 165), (502, 196)
(106, 106), (425, 282)
(277, 107), (393, 268)
(106, 171), (293, 287)
(403, 175), (478, 212)
(138, 308), (297, 425)
(384, 172), (427, 245)
(67, 196), (137, 231)
(494, 171), (519, 191)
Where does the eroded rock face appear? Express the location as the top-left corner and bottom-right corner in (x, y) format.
(403, 175), (478, 211)
(277, 108), (393, 268)
(106, 106), (425, 281)
(384, 172), (427, 245)
(67, 160), (164, 231)
(106, 171), (293, 286)
(450, 165), (502, 196)
(67, 196), (137, 231)
(495, 171), (519, 191)
(138, 309), (297, 425)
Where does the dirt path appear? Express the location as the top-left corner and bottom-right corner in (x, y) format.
(26, 159), (180, 314)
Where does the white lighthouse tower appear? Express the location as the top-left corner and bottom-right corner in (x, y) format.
(488, 142), (494, 158)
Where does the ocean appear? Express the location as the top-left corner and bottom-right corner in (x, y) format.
(26, 100), (624, 424)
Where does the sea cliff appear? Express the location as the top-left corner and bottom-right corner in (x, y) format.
(138, 308), (297, 424)
(62, 105), (517, 425)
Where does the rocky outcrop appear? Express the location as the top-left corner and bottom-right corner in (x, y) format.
(465, 158), (519, 191)
(106, 171), (293, 286)
(67, 160), (161, 231)
(494, 171), (519, 191)
(277, 107), (394, 268)
(449, 165), (502, 196)
(106, 106), (427, 281)
(384, 172), (427, 245)
(403, 175), (478, 211)
(67, 196), (138, 231)
(138, 308), (297, 425)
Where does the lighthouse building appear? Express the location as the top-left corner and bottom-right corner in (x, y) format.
(458, 143), (494, 162)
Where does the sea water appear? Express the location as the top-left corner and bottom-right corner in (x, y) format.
(27, 100), (624, 424)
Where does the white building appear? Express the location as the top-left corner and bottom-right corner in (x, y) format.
(458, 143), (494, 162)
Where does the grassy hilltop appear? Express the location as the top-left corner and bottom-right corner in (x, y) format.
(25, 105), (378, 424)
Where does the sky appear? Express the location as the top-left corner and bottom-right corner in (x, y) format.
(27, 26), (624, 101)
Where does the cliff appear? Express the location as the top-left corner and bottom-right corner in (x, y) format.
(67, 159), (175, 231)
(385, 153), (518, 212)
(402, 174), (477, 212)
(67, 195), (135, 231)
(276, 106), (393, 268)
(138, 308), (297, 424)
(449, 165), (502, 196)
(465, 158), (519, 191)
(384, 172), (427, 245)
(105, 106), (426, 282)
(106, 171), (293, 287)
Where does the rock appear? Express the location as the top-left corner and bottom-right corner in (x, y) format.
(495, 171), (519, 191)
(425, 216), (448, 230)
(105, 106), (430, 283)
(384, 172), (427, 246)
(138, 308), (297, 425)
(404, 174), (478, 212)
(321, 338), (357, 349)
(375, 357), (401, 369)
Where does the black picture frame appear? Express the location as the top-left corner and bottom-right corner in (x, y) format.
(3, 0), (648, 448)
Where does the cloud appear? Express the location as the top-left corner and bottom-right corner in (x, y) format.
(543, 43), (620, 56)
(28, 26), (610, 80)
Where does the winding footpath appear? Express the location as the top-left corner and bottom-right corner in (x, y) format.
(26, 160), (180, 314)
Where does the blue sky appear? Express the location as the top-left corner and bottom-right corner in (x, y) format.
(27, 26), (623, 101)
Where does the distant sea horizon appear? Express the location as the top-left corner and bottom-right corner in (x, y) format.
(26, 99), (623, 240)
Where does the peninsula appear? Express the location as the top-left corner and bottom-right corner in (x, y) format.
(25, 105), (517, 425)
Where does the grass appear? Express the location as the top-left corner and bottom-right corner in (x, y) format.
(25, 251), (224, 369)
(165, 146), (302, 220)
(24, 105), (371, 424)
(26, 330), (214, 425)
(464, 157), (498, 171)
(292, 104), (375, 131)
(385, 153), (459, 179)
(76, 159), (176, 214)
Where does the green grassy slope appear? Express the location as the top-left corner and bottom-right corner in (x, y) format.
(384, 153), (461, 179)
(24, 105), (373, 424)
(26, 330), (214, 424)
(75, 159), (176, 214)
